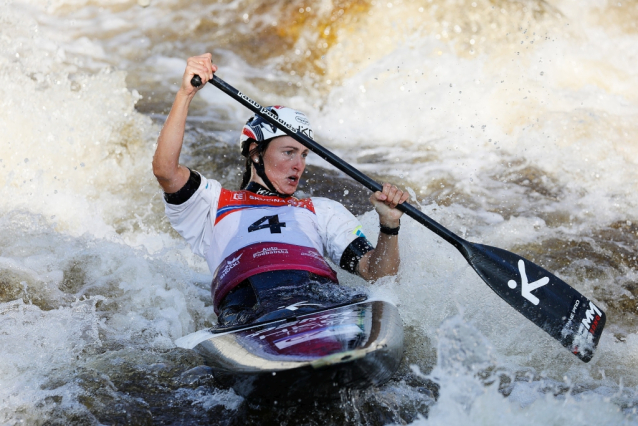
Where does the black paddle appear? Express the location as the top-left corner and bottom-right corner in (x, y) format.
(191, 74), (606, 362)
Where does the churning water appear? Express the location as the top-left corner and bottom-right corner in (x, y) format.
(1, 0), (638, 424)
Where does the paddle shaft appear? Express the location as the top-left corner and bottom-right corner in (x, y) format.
(195, 75), (466, 253)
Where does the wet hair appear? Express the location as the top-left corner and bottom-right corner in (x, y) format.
(240, 139), (273, 189)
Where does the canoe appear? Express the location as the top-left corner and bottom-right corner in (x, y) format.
(175, 299), (404, 401)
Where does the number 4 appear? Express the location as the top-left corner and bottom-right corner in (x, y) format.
(248, 215), (286, 234)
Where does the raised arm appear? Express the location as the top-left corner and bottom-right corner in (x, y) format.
(357, 183), (409, 281)
(152, 53), (217, 193)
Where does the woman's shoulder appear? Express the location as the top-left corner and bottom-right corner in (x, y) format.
(309, 196), (353, 216)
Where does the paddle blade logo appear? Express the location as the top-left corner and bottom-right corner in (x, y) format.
(507, 259), (550, 305)
(562, 298), (605, 361)
(579, 302), (603, 340)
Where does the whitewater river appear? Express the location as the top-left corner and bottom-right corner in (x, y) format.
(1, 0), (638, 424)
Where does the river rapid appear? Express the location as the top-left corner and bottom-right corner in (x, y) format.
(1, 0), (638, 424)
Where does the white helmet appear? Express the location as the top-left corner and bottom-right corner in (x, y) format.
(239, 105), (313, 156)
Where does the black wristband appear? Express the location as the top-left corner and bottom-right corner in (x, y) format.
(379, 224), (400, 235)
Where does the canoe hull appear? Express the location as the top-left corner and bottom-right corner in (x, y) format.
(188, 300), (403, 400)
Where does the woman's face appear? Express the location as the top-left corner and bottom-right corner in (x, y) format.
(253, 136), (308, 195)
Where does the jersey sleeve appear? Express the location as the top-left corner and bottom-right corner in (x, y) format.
(312, 197), (373, 267)
(163, 172), (222, 258)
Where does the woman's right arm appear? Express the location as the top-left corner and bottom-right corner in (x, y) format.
(152, 53), (217, 193)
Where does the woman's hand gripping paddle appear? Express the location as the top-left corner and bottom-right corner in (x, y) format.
(191, 74), (606, 362)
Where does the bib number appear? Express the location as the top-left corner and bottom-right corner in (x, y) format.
(248, 215), (286, 234)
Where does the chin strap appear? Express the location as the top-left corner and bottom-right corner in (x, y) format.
(253, 156), (291, 198)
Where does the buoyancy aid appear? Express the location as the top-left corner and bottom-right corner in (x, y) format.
(210, 188), (338, 312)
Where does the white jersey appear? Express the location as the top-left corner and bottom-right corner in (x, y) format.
(164, 175), (368, 311)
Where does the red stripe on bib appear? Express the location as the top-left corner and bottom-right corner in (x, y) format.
(215, 189), (315, 224)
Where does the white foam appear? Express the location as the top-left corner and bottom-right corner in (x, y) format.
(1, 0), (638, 422)
(408, 316), (637, 426)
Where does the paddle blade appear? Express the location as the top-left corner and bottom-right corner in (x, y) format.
(462, 242), (605, 362)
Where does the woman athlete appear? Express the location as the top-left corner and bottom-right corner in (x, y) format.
(153, 53), (409, 326)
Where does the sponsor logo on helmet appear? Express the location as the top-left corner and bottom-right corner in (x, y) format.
(298, 126), (313, 139)
(295, 116), (310, 125)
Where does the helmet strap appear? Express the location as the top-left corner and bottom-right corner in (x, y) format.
(253, 155), (291, 198)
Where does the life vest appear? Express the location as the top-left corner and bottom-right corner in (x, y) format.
(210, 189), (338, 312)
